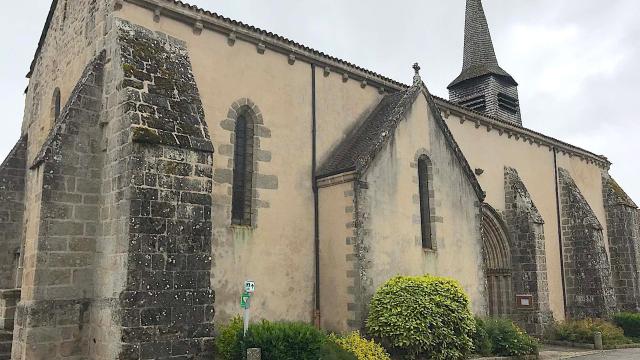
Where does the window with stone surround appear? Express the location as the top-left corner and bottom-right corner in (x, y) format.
(231, 109), (255, 226)
(418, 155), (433, 249)
(52, 88), (61, 124)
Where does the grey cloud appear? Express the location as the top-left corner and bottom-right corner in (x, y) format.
(1, 0), (637, 200)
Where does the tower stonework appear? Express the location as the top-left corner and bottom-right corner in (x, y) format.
(448, 0), (522, 125)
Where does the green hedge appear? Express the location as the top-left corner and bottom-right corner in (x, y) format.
(215, 316), (244, 360)
(215, 318), (368, 360)
(244, 321), (326, 360)
(550, 318), (631, 346)
(366, 275), (476, 359)
(612, 312), (640, 339)
(473, 318), (538, 356)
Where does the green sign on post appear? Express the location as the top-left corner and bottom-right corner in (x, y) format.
(240, 292), (251, 309)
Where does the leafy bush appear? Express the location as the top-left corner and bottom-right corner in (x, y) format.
(472, 318), (493, 356)
(244, 320), (326, 360)
(329, 331), (390, 360)
(551, 318), (631, 346)
(320, 341), (357, 360)
(612, 312), (640, 339)
(475, 318), (538, 356)
(215, 316), (244, 360)
(366, 275), (476, 359)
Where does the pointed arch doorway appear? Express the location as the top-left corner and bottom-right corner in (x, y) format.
(482, 205), (513, 317)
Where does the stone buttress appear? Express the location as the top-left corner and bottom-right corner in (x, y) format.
(559, 169), (616, 318)
(504, 167), (553, 336)
(602, 174), (640, 312)
(11, 18), (216, 359)
(0, 137), (27, 359)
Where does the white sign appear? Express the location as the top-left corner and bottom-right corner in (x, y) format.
(244, 280), (256, 294)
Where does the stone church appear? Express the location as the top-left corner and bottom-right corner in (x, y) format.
(0, 0), (638, 358)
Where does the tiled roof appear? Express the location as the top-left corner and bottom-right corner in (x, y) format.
(29, 0), (608, 172)
(448, 0), (516, 88)
(318, 77), (486, 201)
(29, 0), (405, 89)
(317, 91), (408, 178)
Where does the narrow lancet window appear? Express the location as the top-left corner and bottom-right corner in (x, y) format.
(418, 155), (433, 249)
(231, 110), (255, 226)
(52, 88), (61, 123)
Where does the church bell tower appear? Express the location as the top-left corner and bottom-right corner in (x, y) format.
(448, 0), (522, 125)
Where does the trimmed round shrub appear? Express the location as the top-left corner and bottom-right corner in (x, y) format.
(612, 312), (640, 339)
(215, 316), (244, 360)
(366, 275), (476, 359)
(330, 331), (390, 360)
(479, 318), (538, 356)
(551, 318), (631, 346)
(244, 320), (326, 360)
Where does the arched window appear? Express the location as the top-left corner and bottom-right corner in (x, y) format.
(231, 109), (255, 225)
(418, 155), (433, 249)
(52, 88), (61, 123)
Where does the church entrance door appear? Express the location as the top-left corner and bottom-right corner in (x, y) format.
(482, 205), (513, 317)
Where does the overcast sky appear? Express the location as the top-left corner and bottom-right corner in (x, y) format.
(1, 1), (638, 201)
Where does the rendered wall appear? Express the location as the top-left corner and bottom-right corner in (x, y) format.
(117, 2), (389, 324)
(444, 111), (611, 320)
(318, 179), (357, 332)
(355, 94), (485, 328)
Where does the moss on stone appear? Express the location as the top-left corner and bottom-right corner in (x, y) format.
(131, 126), (161, 144)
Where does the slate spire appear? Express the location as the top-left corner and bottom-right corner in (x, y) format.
(448, 0), (522, 125)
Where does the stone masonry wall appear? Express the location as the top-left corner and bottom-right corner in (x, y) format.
(13, 52), (106, 360)
(115, 19), (215, 359)
(504, 167), (553, 336)
(0, 138), (27, 290)
(602, 174), (640, 312)
(23, 0), (111, 158)
(559, 168), (617, 318)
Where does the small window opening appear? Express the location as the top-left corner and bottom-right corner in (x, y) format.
(460, 94), (486, 112)
(418, 155), (433, 249)
(498, 93), (518, 115)
(52, 88), (62, 123)
(231, 110), (255, 226)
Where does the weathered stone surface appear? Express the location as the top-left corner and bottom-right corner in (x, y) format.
(116, 20), (215, 360)
(14, 52), (106, 360)
(0, 138), (26, 290)
(603, 174), (640, 312)
(504, 167), (553, 336)
(559, 168), (617, 318)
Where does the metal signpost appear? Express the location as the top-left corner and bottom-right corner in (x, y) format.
(241, 280), (255, 335)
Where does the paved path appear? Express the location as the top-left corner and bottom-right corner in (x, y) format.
(570, 348), (640, 359)
(539, 345), (595, 359)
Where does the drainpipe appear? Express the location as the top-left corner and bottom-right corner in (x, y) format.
(311, 63), (321, 328)
(553, 147), (568, 317)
